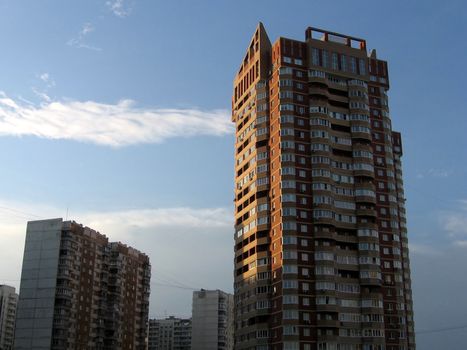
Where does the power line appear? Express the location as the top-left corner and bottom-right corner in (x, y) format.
(151, 282), (197, 291)
(0, 205), (41, 219)
(152, 269), (200, 290)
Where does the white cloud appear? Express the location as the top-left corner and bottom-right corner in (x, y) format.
(67, 22), (102, 51)
(106, 0), (132, 18)
(416, 168), (453, 179)
(409, 243), (441, 256)
(38, 72), (56, 88)
(0, 92), (233, 147)
(31, 87), (51, 102)
(39, 73), (50, 83)
(453, 240), (467, 247)
(440, 200), (467, 238)
(79, 207), (232, 239)
(411, 245), (467, 349)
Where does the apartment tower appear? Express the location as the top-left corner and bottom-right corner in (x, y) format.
(191, 289), (234, 350)
(232, 24), (415, 350)
(148, 316), (192, 350)
(0, 285), (18, 350)
(14, 218), (151, 350)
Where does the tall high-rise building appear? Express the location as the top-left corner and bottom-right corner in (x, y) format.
(148, 316), (192, 350)
(0, 285), (18, 350)
(232, 24), (415, 350)
(14, 218), (151, 350)
(191, 289), (234, 350)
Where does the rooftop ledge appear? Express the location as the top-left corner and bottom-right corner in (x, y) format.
(305, 26), (367, 51)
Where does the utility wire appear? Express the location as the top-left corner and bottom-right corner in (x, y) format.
(0, 205), (42, 219)
(151, 282), (197, 291)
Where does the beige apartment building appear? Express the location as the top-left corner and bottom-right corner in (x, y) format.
(0, 285), (18, 350)
(148, 316), (192, 350)
(14, 218), (151, 350)
(232, 24), (415, 350)
(191, 289), (234, 350)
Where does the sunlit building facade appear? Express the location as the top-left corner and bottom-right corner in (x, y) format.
(14, 218), (151, 350)
(232, 24), (415, 350)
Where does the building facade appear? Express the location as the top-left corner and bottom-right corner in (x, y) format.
(0, 285), (18, 350)
(191, 289), (234, 350)
(232, 24), (415, 350)
(148, 316), (192, 350)
(14, 218), (151, 350)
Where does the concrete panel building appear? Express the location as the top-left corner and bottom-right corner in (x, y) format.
(0, 285), (18, 350)
(148, 316), (191, 350)
(191, 289), (234, 350)
(232, 24), (415, 350)
(14, 218), (151, 350)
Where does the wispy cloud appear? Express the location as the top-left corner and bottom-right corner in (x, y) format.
(31, 87), (51, 103)
(439, 200), (467, 244)
(38, 73), (56, 88)
(67, 22), (102, 51)
(416, 168), (453, 179)
(106, 0), (132, 18)
(81, 207), (232, 237)
(0, 92), (232, 147)
(409, 243), (441, 256)
(31, 72), (55, 103)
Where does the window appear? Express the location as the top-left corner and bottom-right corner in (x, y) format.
(281, 115), (294, 124)
(282, 194), (296, 202)
(283, 265), (298, 274)
(283, 250), (298, 259)
(312, 48), (320, 65)
(283, 279), (298, 289)
(283, 310), (299, 320)
(359, 58), (366, 75)
(349, 56), (357, 73)
(340, 54), (347, 71)
(281, 180), (296, 189)
(284, 342), (299, 350)
(283, 295), (299, 305)
(322, 50), (329, 68)
(281, 140), (295, 149)
(283, 236), (297, 245)
(331, 52), (338, 70)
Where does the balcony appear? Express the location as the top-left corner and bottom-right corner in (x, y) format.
(308, 69), (327, 83)
(309, 85), (330, 99)
(317, 319), (340, 328)
(356, 208), (377, 217)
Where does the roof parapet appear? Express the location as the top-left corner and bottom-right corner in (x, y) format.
(305, 26), (367, 51)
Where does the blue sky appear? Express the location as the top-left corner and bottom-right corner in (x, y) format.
(0, 1), (466, 348)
